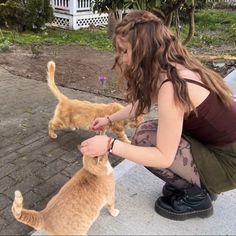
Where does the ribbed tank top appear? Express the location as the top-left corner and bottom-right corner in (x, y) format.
(161, 79), (236, 146)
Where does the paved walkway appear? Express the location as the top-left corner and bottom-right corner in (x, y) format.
(0, 66), (135, 235)
(0, 66), (236, 235)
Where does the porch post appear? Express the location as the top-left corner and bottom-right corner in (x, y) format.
(69, 0), (77, 30)
(69, 0), (77, 15)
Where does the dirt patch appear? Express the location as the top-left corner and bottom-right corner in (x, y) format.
(0, 44), (124, 99)
(0, 44), (235, 99)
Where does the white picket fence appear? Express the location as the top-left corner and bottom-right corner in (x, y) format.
(50, 0), (108, 30)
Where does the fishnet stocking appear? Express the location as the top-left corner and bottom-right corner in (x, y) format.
(131, 120), (201, 188)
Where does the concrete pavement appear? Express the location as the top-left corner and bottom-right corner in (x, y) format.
(0, 66), (131, 235)
(90, 68), (236, 235)
(89, 160), (236, 235)
(0, 65), (236, 235)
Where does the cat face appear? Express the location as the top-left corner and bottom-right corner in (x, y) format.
(83, 154), (113, 176)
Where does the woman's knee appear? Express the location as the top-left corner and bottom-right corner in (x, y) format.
(131, 119), (158, 147)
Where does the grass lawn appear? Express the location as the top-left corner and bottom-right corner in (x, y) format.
(0, 9), (235, 56)
(183, 9), (236, 50)
(0, 27), (113, 51)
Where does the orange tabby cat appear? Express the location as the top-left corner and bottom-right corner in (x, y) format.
(12, 154), (119, 235)
(47, 61), (144, 143)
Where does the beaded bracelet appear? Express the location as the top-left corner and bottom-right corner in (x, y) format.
(107, 116), (112, 126)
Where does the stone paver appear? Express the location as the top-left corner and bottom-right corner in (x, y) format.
(2, 64), (235, 235)
(0, 66), (128, 235)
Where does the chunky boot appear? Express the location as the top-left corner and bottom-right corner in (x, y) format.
(156, 185), (213, 221)
(162, 183), (183, 197)
(162, 183), (218, 201)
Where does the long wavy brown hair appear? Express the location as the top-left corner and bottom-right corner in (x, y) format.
(112, 10), (233, 117)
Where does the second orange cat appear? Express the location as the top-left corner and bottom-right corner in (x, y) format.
(12, 154), (119, 235)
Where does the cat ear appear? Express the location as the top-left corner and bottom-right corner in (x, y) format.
(94, 156), (101, 165)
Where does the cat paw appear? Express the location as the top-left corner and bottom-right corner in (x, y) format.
(49, 133), (57, 139)
(110, 208), (119, 217)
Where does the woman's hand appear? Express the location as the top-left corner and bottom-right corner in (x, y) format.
(91, 117), (109, 131)
(79, 135), (110, 157)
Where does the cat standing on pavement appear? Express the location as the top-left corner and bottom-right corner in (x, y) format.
(47, 61), (144, 143)
(12, 154), (119, 235)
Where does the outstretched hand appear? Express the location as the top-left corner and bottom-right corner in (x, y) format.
(79, 135), (110, 157)
(90, 117), (109, 132)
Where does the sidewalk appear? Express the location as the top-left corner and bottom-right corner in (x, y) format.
(89, 160), (236, 235)
(0, 66), (130, 235)
(90, 69), (236, 235)
(0, 66), (236, 235)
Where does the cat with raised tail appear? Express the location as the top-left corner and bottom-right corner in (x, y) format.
(47, 60), (144, 143)
(12, 154), (119, 235)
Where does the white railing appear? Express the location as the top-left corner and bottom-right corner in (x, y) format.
(50, 0), (108, 30)
(53, 0), (69, 11)
(52, 0), (91, 13)
(77, 0), (91, 11)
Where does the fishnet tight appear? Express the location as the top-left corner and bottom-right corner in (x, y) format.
(131, 120), (201, 189)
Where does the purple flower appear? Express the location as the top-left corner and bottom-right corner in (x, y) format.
(98, 76), (107, 86)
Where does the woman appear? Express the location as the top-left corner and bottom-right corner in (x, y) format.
(79, 10), (236, 221)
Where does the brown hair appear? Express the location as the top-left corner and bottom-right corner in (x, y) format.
(113, 10), (233, 117)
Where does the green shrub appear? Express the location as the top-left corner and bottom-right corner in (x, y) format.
(0, 0), (26, 31)
(24, 0), (54, 31)
(0, 0), (54, 31)
(0, 0), (7, 26)
(0, 40), (11, 52)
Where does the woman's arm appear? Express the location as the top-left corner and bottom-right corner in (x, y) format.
(81, 82), (184, 169)
(111, 82), (184, 168)
(91, 101), (139, 131)
(109, 100), (139, 122)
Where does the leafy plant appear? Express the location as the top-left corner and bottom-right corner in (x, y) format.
(0, 39), (11, 52)
(92, 0), (125, 19)
(30, 44), (43, 58)
(0, 0), (54, 31)
(0, 0), (26, 31)
(123, 0), (161, 11)
(24, 0), (54, 31)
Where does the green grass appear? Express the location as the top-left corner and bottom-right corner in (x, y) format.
(180, 9), (236, 49)
(0, 9), (235, 53)
(0, 27), (113, 50)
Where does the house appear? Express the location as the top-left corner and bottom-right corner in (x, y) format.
(50, 0), (108, 30)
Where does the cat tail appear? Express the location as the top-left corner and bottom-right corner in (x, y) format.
(47, 61), (68, 101)
(12, 190), (44, 230)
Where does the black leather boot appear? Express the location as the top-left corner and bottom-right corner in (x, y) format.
(162, 183), (218, 201)
(156, 185), (213, 221)
(162, 183), (183, 197)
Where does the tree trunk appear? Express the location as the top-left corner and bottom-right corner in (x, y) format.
(107, 11), (122, 39)
(175, 9), (180, 39)
(165, 12), (173, 27)
(183, 4), (195, 45)
(163, 0), (186, 28)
